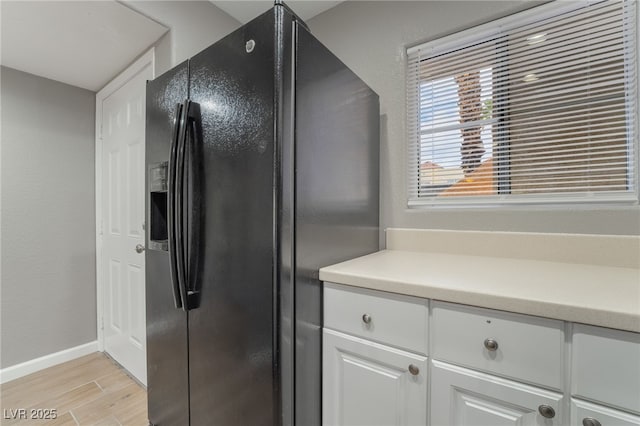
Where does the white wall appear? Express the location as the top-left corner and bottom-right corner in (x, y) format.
(308, 1), (640, 236)
(1, 67), (97, 368)
(123, 1), (241, 76)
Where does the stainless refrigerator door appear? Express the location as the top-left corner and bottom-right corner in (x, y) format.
(145, 61), (190, 426)
(293, 23), (381, 426)
(186, 10), (278, 426)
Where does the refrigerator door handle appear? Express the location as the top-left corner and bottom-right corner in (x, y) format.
(175, 100), (190, 312)
(184, 100), (202, 310)
(168, 102), (184, 309)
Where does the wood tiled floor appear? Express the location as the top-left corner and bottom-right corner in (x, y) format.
(0, 353), (147, 426)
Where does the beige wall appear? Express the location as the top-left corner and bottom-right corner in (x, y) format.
(1, 67), (97, 368)
(308, 1), (640, 236)
(0, 1), (241, 369)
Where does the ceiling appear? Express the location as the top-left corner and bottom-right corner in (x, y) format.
(211, 1), (343, 24)
(0, 1), (167, 92)
(0, 1), (342, 92)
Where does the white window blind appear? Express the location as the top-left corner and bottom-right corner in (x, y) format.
(406, 0), (638, 206)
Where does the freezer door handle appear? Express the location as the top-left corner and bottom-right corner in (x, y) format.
(175, 100), (202, 311)
(168, 102), (185, 309)
(183, 100), (202, 310)
(175, 99), (203, 311)
(175, 100), (190, 311)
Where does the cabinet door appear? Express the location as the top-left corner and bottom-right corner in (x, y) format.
(572, 399), (640, 426)
(431, 360), (564, 426)
(323, 329), (427, 426)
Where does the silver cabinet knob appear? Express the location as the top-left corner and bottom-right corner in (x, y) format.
(538, 405), (555, 419)
(135, 244), (145, 253)
(362, 314), (372, 324)
(582, 418), (601, 426)
(408, 364), (420, 376)
(484, 338), (499, 351)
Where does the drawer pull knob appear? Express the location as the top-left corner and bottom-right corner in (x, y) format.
(538, 405), (555, 419)
(484, 338), (499, 351)
(362, 314), (372, 324)
(408, 364), (420, 376)
(582, 418), (601, 426)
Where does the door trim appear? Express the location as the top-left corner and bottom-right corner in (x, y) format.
(95, 48), (155, 352)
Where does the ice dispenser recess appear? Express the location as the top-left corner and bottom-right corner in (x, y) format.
(149, 162), (168, 251)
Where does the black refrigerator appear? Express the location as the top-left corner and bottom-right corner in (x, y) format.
(145, 3), (379, 426)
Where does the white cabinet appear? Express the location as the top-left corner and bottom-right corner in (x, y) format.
(322, 282), (640, 426)
(431, 360), (564, 426)
(570, 324), (640, 426)
(431, 302), (565, 426)
(572, 324), (640, 415)
(323, 329), (427, 426)
(325, 282), (428, 354)
(432, 301), (564, 390)
(323, 284), (428, 426)
(571, 399), (640, 426)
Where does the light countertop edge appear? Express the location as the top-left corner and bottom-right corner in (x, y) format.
(319, 250), (640, 333)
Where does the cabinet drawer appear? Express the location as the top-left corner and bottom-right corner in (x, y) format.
(572, 398), (640, 426)
(324, 282), (428, 354)
(432, 301), (564, 389)
(572, 324), (640, 414)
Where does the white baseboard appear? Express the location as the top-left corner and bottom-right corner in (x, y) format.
(0, 341), (99, 384)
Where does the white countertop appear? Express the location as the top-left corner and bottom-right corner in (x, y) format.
(319, 229), (640, 333)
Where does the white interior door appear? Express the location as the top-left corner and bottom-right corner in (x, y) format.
(99, 56), (152, 385)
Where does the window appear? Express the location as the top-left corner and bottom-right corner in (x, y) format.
(406, 0), (638, 206)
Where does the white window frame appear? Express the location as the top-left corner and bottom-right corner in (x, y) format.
(405, 0), (640, 208)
